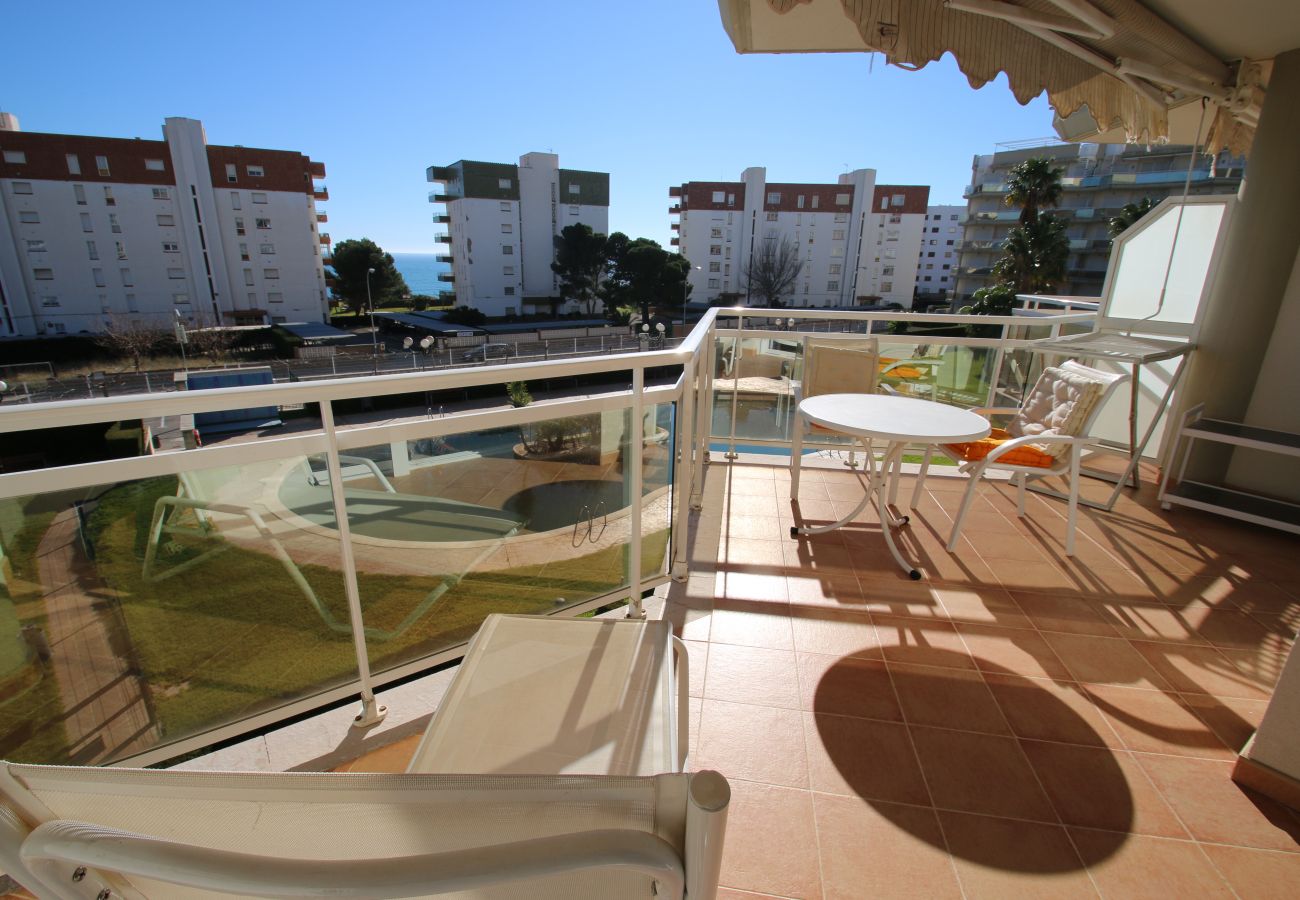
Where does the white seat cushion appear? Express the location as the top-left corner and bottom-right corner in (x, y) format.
(1008, 366), (1106, 458)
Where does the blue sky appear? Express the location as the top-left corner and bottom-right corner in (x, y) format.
(2, 0), (1057, 253)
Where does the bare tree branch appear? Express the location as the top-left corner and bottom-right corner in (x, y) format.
(741, 233), (804, 307)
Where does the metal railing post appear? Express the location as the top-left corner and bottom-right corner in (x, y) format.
(627, 367), (646, 618)
(725, 313), (743, 460)
(671, 356), (696, 581)
(692, 326), (714, 509)
(319, 400), (387, 728)
(987, 323), (1008, 409)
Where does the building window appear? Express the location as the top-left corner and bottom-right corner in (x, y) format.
(145, 159), (165, 172)
(725, 246), (732, 259)
(12, 182), (32, 195)
(882, 266), (895, 276)
(40, 296), (60, 308)
(255, 217), (270, 229)
(827, 281), (839, 291)
(252, 192), (268, 204)
(240, 243), (250, 261)
(267, 292), (283, 303)
(86, 240), (98, 259)
(166, 267), (185, 279)
(831, 247), (844, 257)
(74, 184), (86, 205)
(257, 243), (274, 254)
(946, 240), (954, 246)
(157, 214), (175, 226)
(724, 263), (731, 275)
(162, 242), (179, 253)
(103, 186), (116, 206)
(502, 244), (513, 255)
(503, 265), (514, 275)
(884, 249), (897, 259)
(3, 150), (26, 164)
(115, 241), (127, 260)
(568, 184), (580, 195)
(226, 164), (237, 182)
(834, 213), (847, 223)
(832, 229), (845, 240)
(711, 191), (725, 203)
(246, 165), (264, 177)
(126, 293), (138, 312)
(711, 227), (723, 238)
(766, 192), (781, 204)
(880, 197), (888, 210)
(829, 264), (841, 275)
(95, 155), (110, 176)
(119, 268), (133, 287)
(81, 212), (93, 232)
(109, 213), (121, 233)
(230, 192), (241, 210)
(927, 251), (935, 258)
(499, 201), (511, 211)
(924, 276), (932, 282)
(235, 217), (246, 235)
(708, 262), (721, 272)
(950, 214), (959, 220)
(154, 187), (171, 200)
(501, 223), (512, 233)
(18, 211), (39, 224)
(93, 268), (106, 287)
(831, 193), (847, 206)
(881, 281), (893, 292)
(498, 178), (512, 189)
(33, 268), (53, 280)
(174, 293), (190, 305)
(244, 268), (254, 286)
(709, 245), (721, 256)
(264, 268), (280, 279)
(504, 286), (515, 295)
(931, 227), (940, 233)
(943, 264), (951, 270)
(708, 278), (720, 289)
(765, 212), (777, 221)
(797, 195), (805, 209)
(66, 153), (80, 174)
(569, 205), (579, 214)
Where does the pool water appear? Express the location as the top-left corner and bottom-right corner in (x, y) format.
(502, 479), (629, 533)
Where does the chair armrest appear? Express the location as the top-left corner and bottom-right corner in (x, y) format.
(23, 820), (686, 900)
(981, 433), (1092, 466)
(672, 635), (690, 772)
(972, 407), (1022, 417)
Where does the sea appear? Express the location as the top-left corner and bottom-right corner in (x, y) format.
(391, 252), (451, 297)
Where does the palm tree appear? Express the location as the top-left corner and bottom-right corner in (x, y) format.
(1004, 158), (1064, 225)
(1108, 197), (1157, 239)
(992, 215), (1070, 294)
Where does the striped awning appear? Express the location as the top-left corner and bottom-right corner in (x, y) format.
(718, 0), (1269, 154)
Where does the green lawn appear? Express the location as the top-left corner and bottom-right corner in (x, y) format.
(84, 476), (668, 746)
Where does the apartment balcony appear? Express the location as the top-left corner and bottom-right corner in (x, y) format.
(316, 212), (328, 224)
(438, 272), (455, 283)
(671, 222), (680, 231)
(0, 304), (1295, 899)
(319, 232), (331, 245)
(432, 214), (451, 224)
(670, 236), (680, 246)
(308, 160), (326, 179)
(438, 290), (456, 302)
(321, 255), (333, 267)
(669, 186), (682, 198)
(435, 254), (453, 264)
(669, 205), (681, 214)
(435, 234), (452, 244)
(429, 191), (451, 203)
(313, 187), (329, 201)
(427, 165), (454, 183)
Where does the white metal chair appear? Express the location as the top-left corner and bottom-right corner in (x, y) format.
(911, 360), (1128, 556)
(0, 762), (729, 899)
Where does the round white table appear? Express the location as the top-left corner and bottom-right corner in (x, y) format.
(790, 394), (990, 580)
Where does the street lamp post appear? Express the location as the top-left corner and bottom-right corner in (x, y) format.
(366, 267), (377, 370)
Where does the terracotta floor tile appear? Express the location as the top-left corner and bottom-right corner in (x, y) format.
(851, 574), (948, 617)
(813, 793), (962, 900)
(708, 607), (795, 651)
(683, 639), (708, 697)
(722, 514), (787, 541)
(796, 651), (903, 722)
(983, 672), (1120, 749)
(955, 623), (1073, 680)
(1009, 591), (1122, 636)
(721, 537), (788, 568)
(783, 538), (857, 576)
(342, 734), (420, 773)
(1180, 693), (1269, 754)
(1040, 633), (1172, 690)
(889, 663), (1010, 735)
(715, 888), (786, 899)
(704, 643), (801, 709)
(789, 607), (881, 659)
(728, 477), (779, 497)
(1128, 641), (1273, 700)
(1071, 830), (1234, 899)
(1216, 647), (1289, 692)
(782, 497), (841, 526)
(1019, 740), (1188, 838)
(1085, 684), (1234, 760)
(1096, 599), (1216, 645)
(716, 569), (789, 604)
(937, 810), (1097, 899)
(1199, 843), (1300, 898)
(932, 585), (1033, 629)
(726, 493), (783, 520)
(991, 559), (1085, 594)
(874, 615), (977, 670)
(966, 529), (1057, 564)
(804, 712), (931, 805)
(785, 573), (866, 609)
(909, 726), (1056, 822)
(718, 780), (821, 899)
(1136, 753), (1300, 852)
(696, 699), (808, 788)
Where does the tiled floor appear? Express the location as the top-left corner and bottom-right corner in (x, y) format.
(345, 457), (1300, 898)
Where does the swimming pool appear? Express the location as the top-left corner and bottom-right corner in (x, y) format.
(502, 479), (629, 533)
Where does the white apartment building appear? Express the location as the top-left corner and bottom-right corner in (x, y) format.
(670, 167), (929, 309)
(0, 114), (329, 337)
(426, 153), (609, 317)
(914, 204), (964, 302)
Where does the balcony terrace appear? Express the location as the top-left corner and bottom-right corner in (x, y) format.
(0, 306), (1295, 897)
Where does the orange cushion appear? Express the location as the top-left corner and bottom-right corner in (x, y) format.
(943, 428), (1057, 469)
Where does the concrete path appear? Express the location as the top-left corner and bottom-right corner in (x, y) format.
(37, 509), (157, 764)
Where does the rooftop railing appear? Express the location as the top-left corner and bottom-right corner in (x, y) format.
(0, 305), (1094, 767)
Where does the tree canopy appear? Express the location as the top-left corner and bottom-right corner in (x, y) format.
(1108, 197), (1157, 239)
(993, 215), (1070, 294)
(742, 233), (804, 307)
(327, 238), (409, 316)
(552, 224), (611, 316)
(1004, 158), (1065, 226)
(600, 234), (692, 321)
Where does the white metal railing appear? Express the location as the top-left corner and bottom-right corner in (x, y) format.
(0, 304), (1092, 766)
